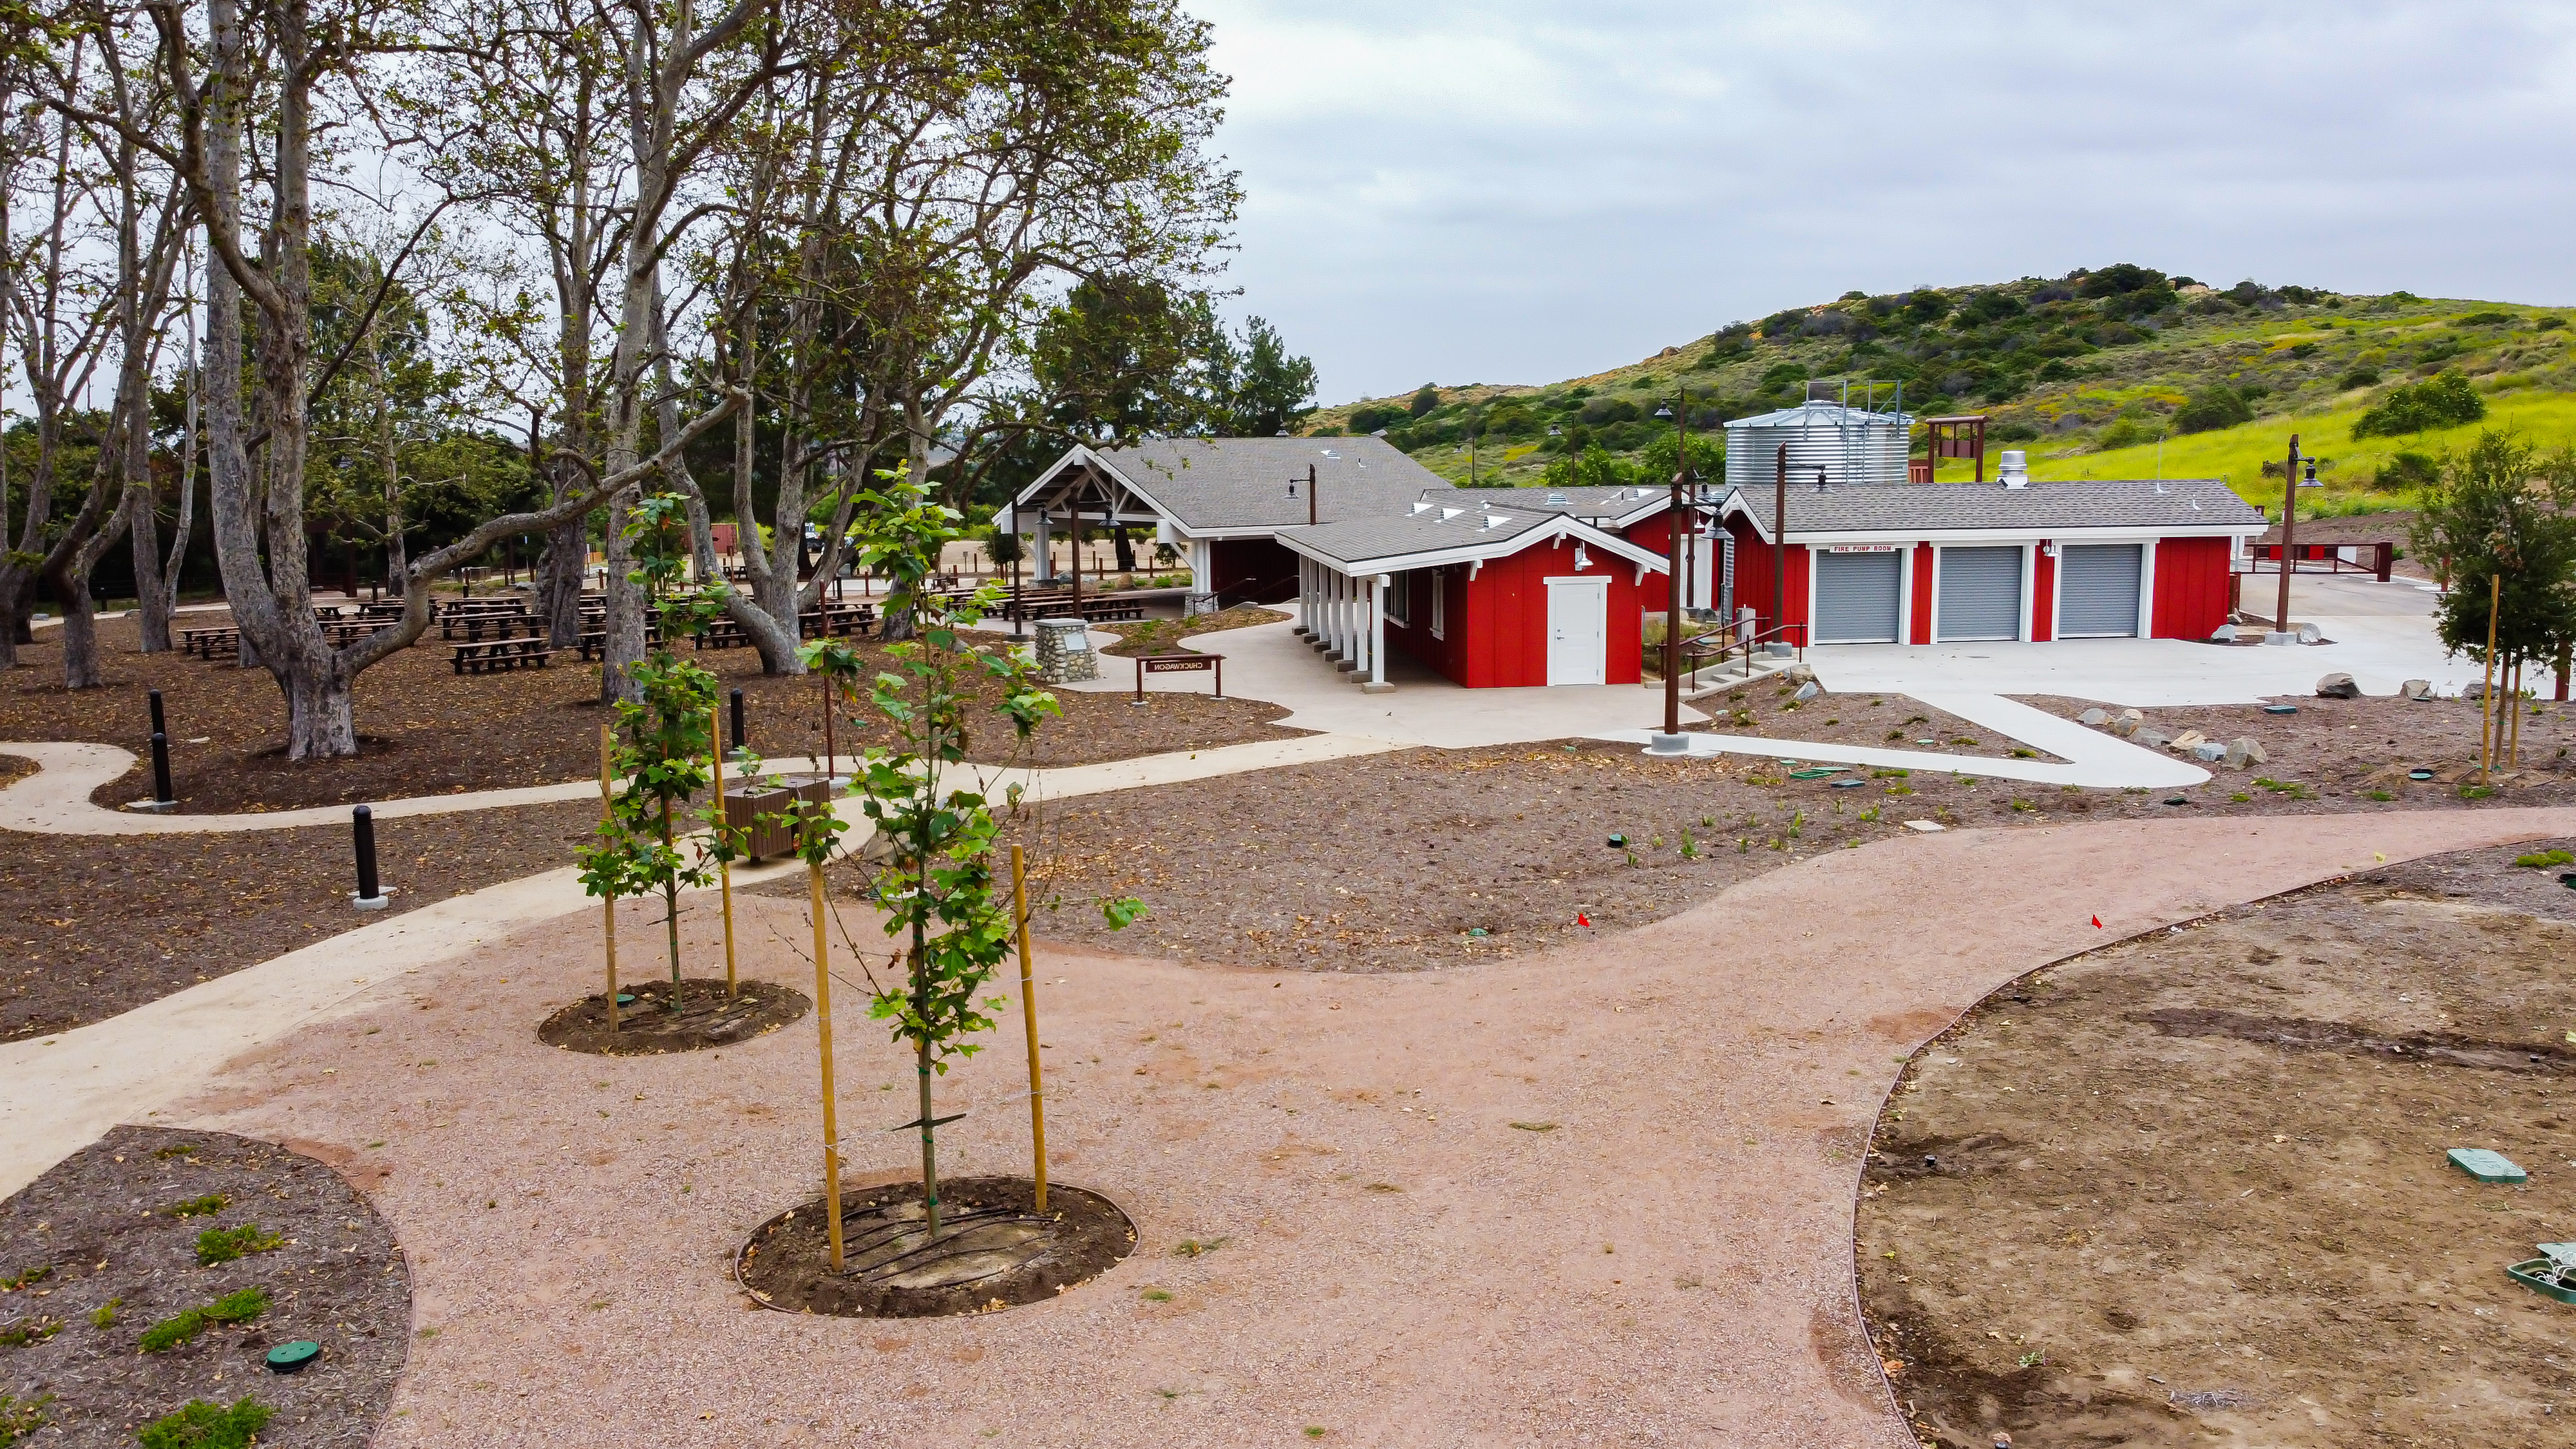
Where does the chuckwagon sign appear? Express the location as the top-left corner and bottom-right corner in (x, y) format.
(1133, 652), (1224, 703)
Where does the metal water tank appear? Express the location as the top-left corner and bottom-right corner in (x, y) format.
(1723, 401), (1915, 489)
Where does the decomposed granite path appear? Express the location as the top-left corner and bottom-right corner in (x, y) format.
(140, 804), (2576, 1447)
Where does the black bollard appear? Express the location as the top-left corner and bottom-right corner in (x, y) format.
(149, 732), (174, 805)
(730, 687), (746, 751)
(147, 688), (166, 738)
(352, 804), (384, 908)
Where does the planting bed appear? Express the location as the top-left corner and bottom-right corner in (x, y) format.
(1690, 682), (2057, 761)
(0, 1126), (408, 1447)
(1859, 838), (2576, 1448)
(2022, 690), (2576, 797)
(1096, 605), (1289, 658)
(936, 739), (2576, 974)
(1, 799), (600, 1043)
(0, 613), (1300, 813)
(737, 1177), (1135, 1318)
(537, 977), (808, 1056)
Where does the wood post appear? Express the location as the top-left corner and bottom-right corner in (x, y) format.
(1013, 844), (1046, 1212)
(712, 701), (737, 998)
(2481, 573), (2501, 776)
(599, 723), (618, 1033)
(810, 850), (844, 1273)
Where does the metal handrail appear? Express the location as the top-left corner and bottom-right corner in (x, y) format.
(1680, 620), (1807, 685)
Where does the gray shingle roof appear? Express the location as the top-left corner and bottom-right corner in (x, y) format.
(1437, 484), (1703, 524)
(1076, 437), (1452, 533)
(1734, 480), (2267, 537)
(1276, 502), (1562, 567)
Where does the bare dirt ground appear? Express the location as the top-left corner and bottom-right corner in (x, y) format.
(2021, 692), (2576, 796)
(0, 614), (1300, 813)
(1694, 679), (2058, 761)
(156, 807), (2576, 1446)
(1859, 837), (2576, 1448)
(895, 739), (2576, 975)
(0, 1126), (408, 1447)
(0, 800), (598, 1042)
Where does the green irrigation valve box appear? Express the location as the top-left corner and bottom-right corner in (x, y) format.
(265, 1340), (320, 1373)
(2509, 1244), (2576, 1305)
(2448, 1147), (2527, 1183)
(1788, 767), (1842, 781)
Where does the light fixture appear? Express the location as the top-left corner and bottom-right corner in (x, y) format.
(1573, 542), (1592, 571)
(1654, 404), (1674, 420)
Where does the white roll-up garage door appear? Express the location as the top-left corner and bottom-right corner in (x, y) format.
(2058, 544), (2144, 638)
(1812, 550), (1902, 643)
(1936, 546), (2022, 641)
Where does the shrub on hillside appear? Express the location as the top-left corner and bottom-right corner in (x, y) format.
(1349, 404), (1406, 434)
(2352, 370), (2485, 439)
(2098, 417), (2155, 450)
(2171, 384), (2254, 435)
(1406, 385), (1439, 419)
(2338, 366), (2382, 390)
(2372, 451), (2440, 490)
(2539, 316), (2567, 332)
(2456, 310), (2516, 327)
(1991, 421), (2040, 443)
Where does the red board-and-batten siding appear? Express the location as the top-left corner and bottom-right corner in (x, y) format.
(1721, 517), (2230, 643)
(1383, 535), (1649, 688)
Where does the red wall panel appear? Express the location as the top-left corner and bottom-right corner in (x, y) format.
(1908, 544), (1935, 645)
(2031, 544), (2056, 642)
(2150, 537), (2232, 639)
(1413, 536), (1647, 687)
(1725, 519), (1808, 639)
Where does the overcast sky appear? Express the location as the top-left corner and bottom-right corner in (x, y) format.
(1195, 1), (2576, 404)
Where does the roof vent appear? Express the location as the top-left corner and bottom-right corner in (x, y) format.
(1320, 449), (1340, 459)
(1410, 501), (1433, 515)
(1998, 450), (2029, 489)
(1545, 492), (1567, 504)
(1479, 512), (1512, 531)
(1440, 507), (1464, 521)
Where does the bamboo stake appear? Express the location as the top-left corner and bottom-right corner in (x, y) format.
(712, 700), (737, 998)
(599, 724), (619, 1033)
(2481, 574), (2501, 776)
(1013, 844), (1046, 1213)
(811, 848), (844, 1273)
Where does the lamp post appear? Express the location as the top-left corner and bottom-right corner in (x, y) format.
(2272, 433), (2303, 640)
(1647, 392), (1692, 752)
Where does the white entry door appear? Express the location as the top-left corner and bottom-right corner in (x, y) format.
(1546, 576), (1609, 686)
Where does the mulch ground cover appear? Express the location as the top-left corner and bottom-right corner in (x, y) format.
(1857, 838), (2576, 1448)
(1096, 605), (1289, 658)
(0, 800), (600, 1043)
(737, 1177), (1135, 1318)
(775, 732), (2576, 975)
(2020, 690), (2575, 795)
(0, 1126), (408, 1448)
(535, 977), (808, 1056)
(0, 611), (1301, 814)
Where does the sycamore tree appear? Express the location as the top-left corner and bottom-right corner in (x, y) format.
(831, 469), (1133, 1236)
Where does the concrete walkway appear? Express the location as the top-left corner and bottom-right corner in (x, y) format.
(153, 804), (2576, 1446)
(0, 732), (1397, 837)
(0, 732), (1397, 1195)
(1595, 692), (2212, 789)
(1813, 574), (2477, 705)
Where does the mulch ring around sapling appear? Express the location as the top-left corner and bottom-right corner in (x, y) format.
(0, 1125), (408, 1448)
(737, 1176), (1135, 1318)
(536, 977), (808, 1056)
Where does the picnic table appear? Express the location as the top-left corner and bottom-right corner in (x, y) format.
(440, 612), (547, 643)
(451, 639), (553, 674)
(180, 625), (240, 659)
(576, 624), (664, 662)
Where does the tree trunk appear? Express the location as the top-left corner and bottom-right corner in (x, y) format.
(538, 513), (587, 649)
(285, 655), (358, 758)
(53, 506), (129, 690)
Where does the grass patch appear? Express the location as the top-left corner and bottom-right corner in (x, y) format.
(0, 1266), (48, 1292)
(137, 1397), (272, 1449)
(88, 1297), (119, 1329)
(151, 1142), (200, 1160)
(194, 1224), (284, 1267)
(2460, 783), (2497, 800)
(1139, 1289), (1173, 1303)
(2513, 849), (2576, 868)
(165, 1194), (229, 1218)
(1170, 1237), (1229, 1258)
(0, 1316), (60, 1349)
(1508, 1121), (1560, 1132)
(0, 1392), (53, 1446)
(139, 1287), (270, 1353)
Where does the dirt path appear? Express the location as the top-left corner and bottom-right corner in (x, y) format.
(160, 806), (2576, 1446)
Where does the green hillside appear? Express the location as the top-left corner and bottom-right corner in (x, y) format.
(1304, 267), (2576, 518)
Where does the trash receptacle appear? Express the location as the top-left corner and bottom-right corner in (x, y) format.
(723, 773), (835, 861)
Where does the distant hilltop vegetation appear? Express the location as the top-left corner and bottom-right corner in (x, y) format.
(1308, 266), (2576, 504)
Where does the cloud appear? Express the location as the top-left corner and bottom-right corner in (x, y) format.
(1194, 0), (2576, 401)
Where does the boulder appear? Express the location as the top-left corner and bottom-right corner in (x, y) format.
(2315, 672), (2362, 699)
(2298, 621), (2325, 644)
(2222, 736), (2268, 768)
(2400, 679), (2432, 701)
(2133, 728), (2173, 750)
(2192, 741), (2227, 761)
(2210, 623), (2239, 643)
(2170, 728), (2209, 751)
(1781, 663), (1817, 684)
(2110, 708), (2145, 738)
(2078, 707), (2111, 726)
(1792, 681), (1822, 702)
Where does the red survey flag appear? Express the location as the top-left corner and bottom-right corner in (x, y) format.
(1576, 912), (1593, 929)
(2090, 914), (2103, 928)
